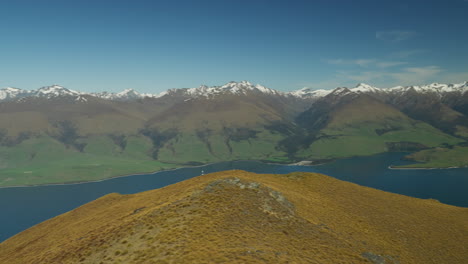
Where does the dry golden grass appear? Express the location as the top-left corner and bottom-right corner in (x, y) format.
(0, 170), (467, 263)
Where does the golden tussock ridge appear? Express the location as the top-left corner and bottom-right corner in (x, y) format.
(0, 170), (467, 263)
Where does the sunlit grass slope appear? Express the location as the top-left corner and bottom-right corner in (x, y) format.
(0, 136), (178, 187)
(396, 145), (468, 168)
(298, 96), (462, 159)
(1, 171), (466, 263)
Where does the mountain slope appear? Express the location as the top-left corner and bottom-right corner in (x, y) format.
(0, 81), (467, 186)
(296, 88), (461, 158)
(0, 171), (466, 264)
(0, 82), (299, 186)
(382, 86), (468, 137)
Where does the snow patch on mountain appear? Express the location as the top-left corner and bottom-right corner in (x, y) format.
(181, 80), (283, 98)
(288, 87), (331, 98)
(351, 83), (382, 93)
(1, 81), (467, 102)
(35, 85), (82, 98)
(329, 87), (353, 97)
(387, 82), (468, 96)
(92, 88), (154, 100)
(0, 87), (25, 100)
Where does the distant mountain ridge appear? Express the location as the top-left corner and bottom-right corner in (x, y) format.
(0, 80), (467, 187)
(2, 80), (467, 102)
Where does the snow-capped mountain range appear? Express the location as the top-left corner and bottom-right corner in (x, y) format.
(295, 81), (468, 98)
(1, 81), (467, 102)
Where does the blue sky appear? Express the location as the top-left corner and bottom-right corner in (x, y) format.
(0, 0), (467, 93)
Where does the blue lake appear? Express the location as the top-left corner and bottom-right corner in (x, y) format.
(1, 152), (467, 242)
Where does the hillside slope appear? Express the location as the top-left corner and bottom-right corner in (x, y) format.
(296, 89), (461, 159)
(0, 81), (466, 186)
(1, 171), (466, 264)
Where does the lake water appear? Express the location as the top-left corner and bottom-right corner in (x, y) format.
(1, 152), (467, 242)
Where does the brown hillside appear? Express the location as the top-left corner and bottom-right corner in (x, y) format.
(327, 96), (409, 128)
(0, 171), (467, 263)
(146, 95), (288, 131)
(0, 93), (297, 137)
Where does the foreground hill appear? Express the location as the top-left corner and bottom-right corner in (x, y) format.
(1, 171), (466, 263)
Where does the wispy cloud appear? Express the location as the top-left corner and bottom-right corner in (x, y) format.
(433, 71), (468, 84)
(335, 70), (385, 84)
(326, 58), (407, 69)
(339, 66), (443, 87)
(376, 61), (408, 68)
(304, 65), (445, 90)
(318, 53), (461, 89)
(390, 66), (442, 85)
(326, 59), (375, 67)
(376, 30), (417, 42)
(391, 49), (427, 58)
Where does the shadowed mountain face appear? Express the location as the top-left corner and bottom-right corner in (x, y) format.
(0, 81), (466, 186)
(380, 88), (468, 137)
(294, 89), (461, 158)
(0, 171), (466, 263)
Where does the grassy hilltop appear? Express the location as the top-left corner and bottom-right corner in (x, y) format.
(1, 171), (466, 263)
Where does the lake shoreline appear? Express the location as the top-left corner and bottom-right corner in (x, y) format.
(0, 159), (319, 189)
(3, 155), (464, 188)
(0, 162), (221, 189)
(388, 165), (467, 170)
(1, 152), (467, 244)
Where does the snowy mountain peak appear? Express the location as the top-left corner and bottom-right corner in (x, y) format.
(351, 83), (381, 93)
(0, 87), (26, 100)
(36, 85), (81, 97)
(181, 81), (281, 98)
(114, 89), (141, 100)
(288, 87), (331, 98)
(385, 81), (468, 95)
(117, 88), (138, 96)
(92, 88), (158, 100)
(356, 83), (371, 87)
(1, 80), (467, 102)
(331, 87), (352, 95)
(221, 80), (252, 87)
(3, 87), (22, 92)
(37, 84), (65, 92)
(220, 80), (253, 90)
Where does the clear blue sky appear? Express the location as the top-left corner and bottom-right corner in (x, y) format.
(1, 0), (467, 93)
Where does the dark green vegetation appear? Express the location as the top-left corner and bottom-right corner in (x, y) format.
(0, 87), (467, 186)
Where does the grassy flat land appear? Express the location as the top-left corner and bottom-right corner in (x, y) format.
(0, 124), (463, 186)
(0, 131), (290, 187)
(394, 146), (468, 168)
(0, 136), (178, 187)
(1, 170), (466, 263)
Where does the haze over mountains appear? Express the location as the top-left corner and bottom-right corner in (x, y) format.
(0, 80), (467, 186)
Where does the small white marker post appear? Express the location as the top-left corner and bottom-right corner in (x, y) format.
(201, 170), (204, 175)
